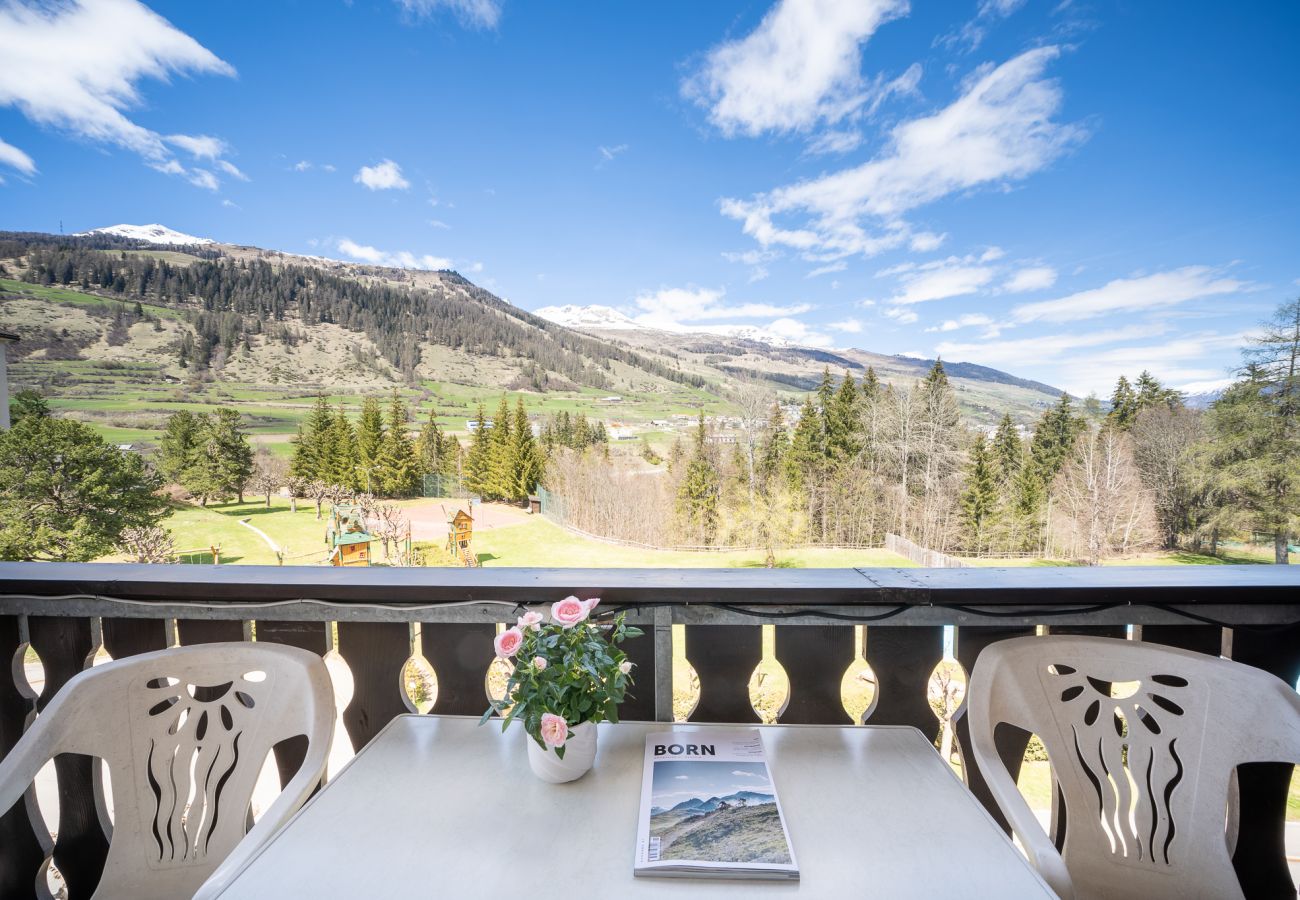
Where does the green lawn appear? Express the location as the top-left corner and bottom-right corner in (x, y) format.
(471, 516), (914, 568)
(0, 278), (185, 318)
(116, 497), (340, 566)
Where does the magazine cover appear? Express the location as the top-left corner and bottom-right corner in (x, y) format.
(634, 730), (799, 880)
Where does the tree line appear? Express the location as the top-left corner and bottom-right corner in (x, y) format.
(2, 233), (706, 391)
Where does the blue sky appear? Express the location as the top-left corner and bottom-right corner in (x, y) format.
(0, 0), (1297, 396)
(652, 760), (773, 807)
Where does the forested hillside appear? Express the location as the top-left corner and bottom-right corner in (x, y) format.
(0, 232), (704, 392)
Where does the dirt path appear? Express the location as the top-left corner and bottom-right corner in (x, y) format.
(400, 498), (532, 542)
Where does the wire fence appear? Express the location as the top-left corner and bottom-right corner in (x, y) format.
(422, 474), (476, 500)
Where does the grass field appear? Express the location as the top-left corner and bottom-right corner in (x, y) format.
(966, 546), (1297, 567)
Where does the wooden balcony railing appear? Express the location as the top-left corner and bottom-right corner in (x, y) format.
(1, 562), (1298, 899)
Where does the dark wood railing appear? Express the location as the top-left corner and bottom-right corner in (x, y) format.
(1, 562), (1298, 899)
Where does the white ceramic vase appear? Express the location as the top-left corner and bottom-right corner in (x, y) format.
(526, 721), (597, 783)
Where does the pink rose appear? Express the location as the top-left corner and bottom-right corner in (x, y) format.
(494, 627), (524, 659)
(533, 656), (547, 671)
(517, 610), (544, 632)
(618, 660), (633, 675)
(539, 712), (568, 747)
(551, 595), (590, 629)
(584, 597), (601, 613)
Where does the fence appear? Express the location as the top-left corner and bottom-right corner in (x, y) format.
(885, 533), (969, 568)
(2, 563), (1299, 897)
(421, 474), (474, 500)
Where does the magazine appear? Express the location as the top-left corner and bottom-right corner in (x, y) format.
(634, 730), (799, 880)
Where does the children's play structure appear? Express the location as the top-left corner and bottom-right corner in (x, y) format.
(446, 508), (478, 567)
(327, 504), (373, 567)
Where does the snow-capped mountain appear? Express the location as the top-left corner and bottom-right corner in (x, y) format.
(78, 224), (213, 246)
(533, 304), (643, 330)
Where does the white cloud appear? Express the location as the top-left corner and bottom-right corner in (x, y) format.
(721, 47), (1083, 261)
(166, 133), (227, 159)
(597, 144), (628, 166)
(631, 286), (813, 329)
(293, 160), (313, 172)
(428, 219), (450, 229)
(940, 0), (1028, 51)
(0, 137), (35, 175)
(731, 770), (759, 777)
(934, 324), (1167, 369)
(891, 263), (995, 305)
(1002, 265), (1056, 293)
(909, 231), (946, 252)
(336, 238), (453, 271)
(829, 318), (862, 333)
(807, 261), (847, 278)
(0, 0), (236, 188)
(926, 313), (994, 332)
(683, 0), (910, 137)
(805, 130), (863, 156)
(396, 0), (501, 28)
(883, 307), (918, 324)
(354, 159), (410, 191)
(215, 159), (248, 181)
(186, 169), (218, 191)
(1011, 266), (1253, 324)
(221, 198), (239, 208)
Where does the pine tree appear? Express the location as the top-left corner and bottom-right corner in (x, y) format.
(1029, 393), (1083, 485)
(356, 396), (386, 488)
(377, 392), (419, 497)
(757, 401), (790, 483)
(158, 411), (202, 484)
(291, 396), (334, 483)
(676, 414), (721, 545)
(860, 366), (881, 402)
(1108, 375), (1138, 430)
(463, 404), (491, 496)
(483, 395), (515, 500)
(786, 396), (823, 493)
(415, 410), (445, 477)
(815, 367), (835, 448)
(960, 435), (997, 551)
(991, 413), (1023, 485)
(827, 371), (861, 461)
(325, 405), (359, 490)
(510, 398), (543, 500)
(208, 408), (254, 503)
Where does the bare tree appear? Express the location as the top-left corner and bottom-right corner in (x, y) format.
(118, 525), (175, 564)
(284, 475), (309, 513)
(249, 449), (288, 507)
(1130, 406), (1204, 549)
(1053, 426), (1157, 564)
(307, 481), (330, 519)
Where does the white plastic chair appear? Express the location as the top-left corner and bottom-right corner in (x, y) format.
(967, 635), (1300, 900)
(0, 642), (334, 900)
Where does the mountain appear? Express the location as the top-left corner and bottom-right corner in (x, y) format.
(534, 304), (643, 330)
(0, 228), (1067, 428)
(667, 791), (775, 814)
(77, 224), (213, 246)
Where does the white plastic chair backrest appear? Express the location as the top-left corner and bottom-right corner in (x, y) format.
(968, 635), (1300, 900)
(0, 642), (334, 900)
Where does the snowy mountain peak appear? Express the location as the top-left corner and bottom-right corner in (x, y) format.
(78, 224), (213, 246)
(533, 304), (642, 330)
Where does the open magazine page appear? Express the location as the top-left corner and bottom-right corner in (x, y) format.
(634, 730), (799, 880)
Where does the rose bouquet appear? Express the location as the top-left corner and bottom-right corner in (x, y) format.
(480, 595), (642, 768)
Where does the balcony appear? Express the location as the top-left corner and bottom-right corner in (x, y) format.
(1, 562), (1298, 898)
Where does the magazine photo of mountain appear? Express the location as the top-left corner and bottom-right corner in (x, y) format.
(648, 760), (792, 865)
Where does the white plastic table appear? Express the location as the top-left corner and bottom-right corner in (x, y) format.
(213, 716), (1055, 898)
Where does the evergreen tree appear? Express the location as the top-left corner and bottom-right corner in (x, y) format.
(960, 435), (998, 551)
(325, 405), (359, 490)
(757, 401), (790, 482)
(483, 395), (515, 500)
(207, 408), (255, 503)
(676, 414), (721, 544)
(786, 396), (823, 493)
(158, 410), (202, 484)
(991, 413), (1023, 485)
(510, 398), (543, 500)
(290, 396), (334, 482)
(827, 371), (861, 461)
(356, 396), (386, 488)
(9, 389), (48, 425)
(463, 404), (491, 496)
(1135, 370), (1181, 412)
(377, 391), (419, 497)
(415, 410), (445, 476)
(860, 366), (881, 402)
(1029, 393), (1083, 486)
(1108, 375), (1138, 429)
(0, 415), (169, 561)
